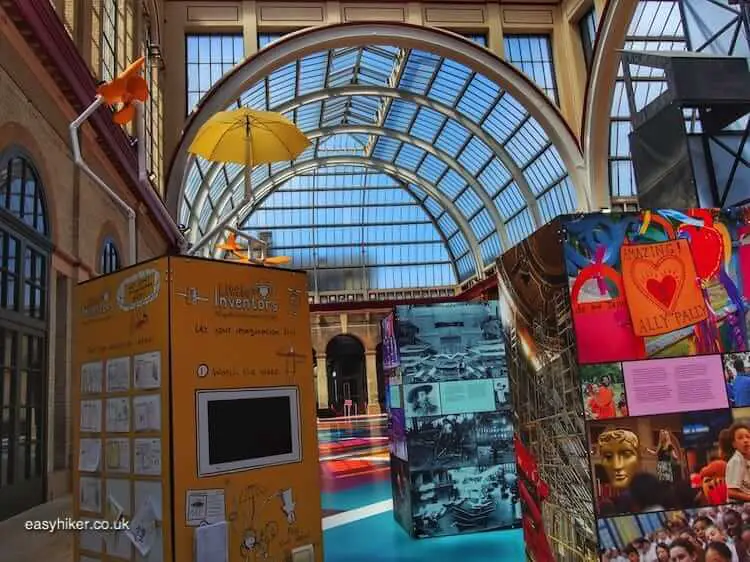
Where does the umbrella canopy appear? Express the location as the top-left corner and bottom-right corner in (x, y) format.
(188, 108), (310, 166)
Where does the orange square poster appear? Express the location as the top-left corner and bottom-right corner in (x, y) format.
(620, 239), (708, 337)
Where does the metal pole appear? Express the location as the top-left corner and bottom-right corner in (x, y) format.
(186, 196), (251, 255)
(70, 97), (138, 266)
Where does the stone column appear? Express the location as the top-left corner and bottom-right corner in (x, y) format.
(316, 353), (328, 409)
(365, 351), (381, 414)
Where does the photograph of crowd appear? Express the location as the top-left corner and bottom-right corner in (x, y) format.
(598, 504), (750, 562)
(581, 363), (629, 420)
(410, 463), (520, 538)
(589, 409), (737, 517)
(396, 303), (508, 387)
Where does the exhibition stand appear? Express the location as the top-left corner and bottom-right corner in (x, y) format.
(383, 302), (521, 539)
(71, 256), (322, 562)
(497, 208), (750, 562)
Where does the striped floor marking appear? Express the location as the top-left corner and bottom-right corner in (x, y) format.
(322, 499), (393, 530)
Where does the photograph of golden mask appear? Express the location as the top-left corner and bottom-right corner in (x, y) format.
(597, 429), (641, 489)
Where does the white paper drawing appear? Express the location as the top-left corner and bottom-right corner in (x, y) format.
(106, 398), (130, 433)
(106, 494), (125, 524)
(134, 351), (161, 390)
(78, 517), (103, 553)
(106, 357), (131, 392)
(185, 489), (226, 526)
(279, 488), (296, 524)
(79, 477), (102, 513)
(125, 497), (159, 556)
(78, 439), (101, 472)
(81, 361), (103, 394)
(133, 395), (161, 432)
(105, 438), (130, 473)
(195, 521), (228, 562)
(134, 438), (161, 475)
(80, 400), (102, 432)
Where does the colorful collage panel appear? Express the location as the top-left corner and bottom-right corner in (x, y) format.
(592, 407), (750, 561)
(581, 355), (729, 422)
(563, 209), (750, 364)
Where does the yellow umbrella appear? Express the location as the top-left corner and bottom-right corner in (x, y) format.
(186, 108), (309, 256)
(189, 108), (310, 166)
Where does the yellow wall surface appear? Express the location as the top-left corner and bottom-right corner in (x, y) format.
(71, 257), (173, 562)
(169, 258), (322, 562)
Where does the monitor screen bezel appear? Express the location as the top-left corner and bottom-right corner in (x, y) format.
(196, 386), (302, 477)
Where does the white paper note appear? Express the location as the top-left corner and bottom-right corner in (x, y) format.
(81, 362), (103, 394)
(134, 438), (161, 475)
(105, 438), (130, 473)
(79, 477), (102, 513)
(106, 398), (130, 433)
(80, 400), (102, 432)
(78, 438), (101, 472)
(134, 395), (161, 431)
(106, 494), (125, 524)
(134, 351), (161, 390)
(106, 357), (131, 392)
(194, 521), (228, 562)
(125, 497), (159, 556)
(186, 489), (226, 526)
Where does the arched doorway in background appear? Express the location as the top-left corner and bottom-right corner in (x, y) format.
(326, 335), (366, 415)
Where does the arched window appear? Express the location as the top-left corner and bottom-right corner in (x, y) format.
(0, 149), (50, 519)
(100, 238), (121, 274)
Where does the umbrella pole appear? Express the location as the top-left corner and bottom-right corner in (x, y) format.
(186, 200), (251, 255)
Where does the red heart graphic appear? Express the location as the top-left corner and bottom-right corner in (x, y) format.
(680, 225), (723, 279)
(646, 276), (677, 309)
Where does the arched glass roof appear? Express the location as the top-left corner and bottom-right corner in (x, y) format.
(177, 28), (581, 290)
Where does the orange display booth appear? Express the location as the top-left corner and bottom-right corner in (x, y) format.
(71, 256), (322, 562)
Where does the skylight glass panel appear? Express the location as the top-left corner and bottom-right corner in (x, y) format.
(457, 137), (493, 175)
(478, 160), (512, 198)
(494, 183), (525, 220)
(506, 208), (534, 245)
(435, 121), (471, 157)
(428, 59), (472, 106)
(480, 233), (502, 265)
(456, 190), (482, 216)
(538, 178), (576, 222)
(410, 107), (446, 144)
(418, 155), (449, 183)
(394, 144), (425, 171)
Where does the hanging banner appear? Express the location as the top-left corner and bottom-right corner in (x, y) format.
(621, 239), (708, 337)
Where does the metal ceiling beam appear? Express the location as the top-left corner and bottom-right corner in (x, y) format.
(194, 156), (484, 278)
(167, 22), (587, 218)
(270, 85), (543, 226)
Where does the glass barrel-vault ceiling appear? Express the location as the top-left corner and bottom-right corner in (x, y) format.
(180, 42), (577, 291)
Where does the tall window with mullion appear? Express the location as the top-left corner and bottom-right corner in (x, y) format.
(579, 7), (598, 71)
(143, 22), (164, 192)
(100, 0), (118, 82)
(503, 35), (559, 105)
(186, 34), (244, 114)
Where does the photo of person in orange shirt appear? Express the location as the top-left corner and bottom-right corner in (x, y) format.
(580, 364), (628, 421)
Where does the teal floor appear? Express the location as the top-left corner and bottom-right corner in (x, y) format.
(318, 417), (525, 561)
